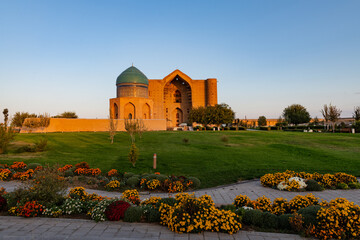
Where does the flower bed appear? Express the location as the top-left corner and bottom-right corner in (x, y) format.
(0, 161), (201, 193)
(260, 170), (360, 191)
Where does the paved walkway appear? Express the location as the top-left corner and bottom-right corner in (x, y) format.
(2, 179), (359, 239)
(0, 216), (306, 240)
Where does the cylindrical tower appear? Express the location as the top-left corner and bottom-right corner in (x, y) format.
(116, 66), (149, 98)
(206, 78), (217, 106)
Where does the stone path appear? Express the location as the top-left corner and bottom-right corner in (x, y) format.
(2, 179), (359, 239)
(0, 216), (306, 240)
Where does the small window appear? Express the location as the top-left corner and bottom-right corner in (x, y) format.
(166, 108), (168, 113)
(174, 90), (181, 103)
(128, 113), (132, 119)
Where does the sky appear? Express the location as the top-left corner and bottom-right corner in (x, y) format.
(0, 0), (359, 121)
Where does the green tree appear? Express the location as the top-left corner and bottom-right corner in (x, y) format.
(53, 111), (78, 118)
(353, 106), (360, 121)
(257, 116), (267, 127)
(282, 104), (311, 125)
(128, 143), (138, 167)
(188, 106), (210, 130)
(208, 103), (235, 130)
(0, 109), (17, 154)
(11, 112), (37, 127)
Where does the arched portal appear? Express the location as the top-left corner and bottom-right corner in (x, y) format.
(142, 103), (151, 119)
(163, 75), (192, 128)
(113, 103), (119, 119)
(124, 102), (135, 119)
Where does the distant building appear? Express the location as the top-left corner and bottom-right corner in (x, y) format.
(110, 66), (218, 129)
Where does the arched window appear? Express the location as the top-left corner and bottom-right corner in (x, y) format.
(174, 90), (181, 103)
(128, 113), (132, 119)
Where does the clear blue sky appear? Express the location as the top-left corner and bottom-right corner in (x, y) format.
(1, 0), (359, 120)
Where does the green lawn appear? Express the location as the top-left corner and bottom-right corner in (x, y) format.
(1, 131), (360, 188)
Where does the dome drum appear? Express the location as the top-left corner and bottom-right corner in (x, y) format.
(117, 83), (148, 98)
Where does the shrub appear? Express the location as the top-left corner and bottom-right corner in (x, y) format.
(336, 182), (350, 189)
(288, 194), (318, 212)
(123, 206), (143, 222)
(62, 198), (84, 215)
(187, 177), (201, 189)
(27, 163), (42, 170)
(261, 212), (278, 229)
(0, 195), (7, 211)
(124, 172), (135, 178)
(219, 204), (236, 212)
(154, 174), (168, 182)
(143, 205), (160, 222)
(75, 162), (89, 169)
(220, 135), (229, 143)
(278, 214), (293, 230)
(42, 206), (63, 218)
(297, 205), (322, 228)
(305, 179), (324, 191)
(10, 201), (44, 217)
(126, 176), (140, 188)
(64, 169), (74, 177)
(122, 189), (140, 205)
(242, 209), (263, 226)
(106, 180), (121, 190)
(271, 198), (289, 215)
(253, 196), (272, 212)
(128, 143), (138, 167)
(156, 197), (177, 208)
(348, 181), (360, 189)
(90, 199), (117, 222)
(105, 200), (131, 221)
(234, 194), (251, 208)
(182, 138), (189, 144)
(34, 138), (47, 152)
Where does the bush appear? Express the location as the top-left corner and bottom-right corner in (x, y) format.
(297, 205), (322, 228)
(27, 163), (42, 170)
(219, 204), (236, 212)
(128, 143), (138, 167)
(156, 198), (177, 208)
(64, 169), (74, 177)
(261, 212), (278, 229)
(348, 182), (360, 189)
(62, 198), (84, 215)
(305, 179), (324, 191)
(0, 195), (7, 211)
(123, 206), (143, 222)
(105, 200), (131, 221)
(126, 176), (140, 188)
(124, 172), (135, 179)
(336, 182), (350, 190)
(242, 209), (262, 226)
(220, 135), (229, 143)
(154, 174), (168, 182)
(182, 138), (189, 144)
(278, 214), (293, 230)
(187, 177), (201, 189)
(34, 138), (47, 152)
(143, 205), (160, 222)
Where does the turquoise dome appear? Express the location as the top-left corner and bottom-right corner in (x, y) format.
(116, 66), (149, 85)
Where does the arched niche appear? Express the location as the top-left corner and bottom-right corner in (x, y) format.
(142, 103), (151, 119)
(124, 102), (135, 119)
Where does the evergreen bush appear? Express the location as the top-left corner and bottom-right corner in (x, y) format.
(126, 176), (140, 188)
(261, 212), (278, 229)
(278, 214), (293, 230)
(123, 206), (143, 222)
(187, 177), (201, 189)
(297, 205), (322, 227)
(305, 179), (324, 191)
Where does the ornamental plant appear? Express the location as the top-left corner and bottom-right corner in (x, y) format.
(105, 200), (131, 221)
(90, 199), (117, 222)
(42, 206), (63, 218)
(234, 195), (251, 208)
(10, 201), (44, 218)
(122, 189), (140, 205)
(62, 198), (84, 215)
(0, 195), (7, 211)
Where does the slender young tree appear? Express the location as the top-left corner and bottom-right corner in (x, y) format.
(328, 104), (342, 132)
(321, 104), (330, 131)
(108, 113), (118, 144)
(353, 106), (360, 121)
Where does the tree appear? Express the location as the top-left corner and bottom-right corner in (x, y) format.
(188, 106), (209, 130)
(282, 104), (311, 125)
(124, 119), (146, 143)
(275, 116), (287, 127)
(257, 116), (267, 127)
(328, 104), (342, 132)
(353, 106), (360, 121)
(53, 111), (78, 118)
(128, 143), (138, 167)
(108, 114), (118, 144)
(208, 104), (235, 130)
(11, 112), (37, 127)
(23, 113), (51, 133)
(321, 104), (330, 131)
(0, 109), (17, 154)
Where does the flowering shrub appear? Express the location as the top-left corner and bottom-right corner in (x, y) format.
(122, 189), (140, 205)
(58, 164), (72, 172)
(0, 195), (7, 211)
(167, 180), (185, 193)
(309, 198), (360, 240)
(160, 193), (241, 234)
(107, 169), (118, 177)
(90, 199), (117, 222)
(68, 187), (88, 200)
(10, 161), (27, 170)
(0, 169), (12, 180)
(261, 170), (358, 191)
(75, 162), (89, 169)
(42, 206), (63, 218)
(106, 180), (121, 190)
(62, 198), (84, 215)
(288, 194), (318, 213)
(141, 196), (162, 206)
(105, 200), (131, 221)
(234, 194), (251, 208)
(253, 196), (272, 212)
(91, 168), (101, 176)
(271, 198), (289, 215)
(10, 201), (44, 217)
(146, 179), (161, 190)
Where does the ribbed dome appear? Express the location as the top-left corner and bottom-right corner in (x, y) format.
(116, 66), (149, 85)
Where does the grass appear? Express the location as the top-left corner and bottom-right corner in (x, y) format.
(1, 131), (360, 188)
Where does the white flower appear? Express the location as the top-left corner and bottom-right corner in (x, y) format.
(277, 181), (288, 190)
(242, 206), (253, 210)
